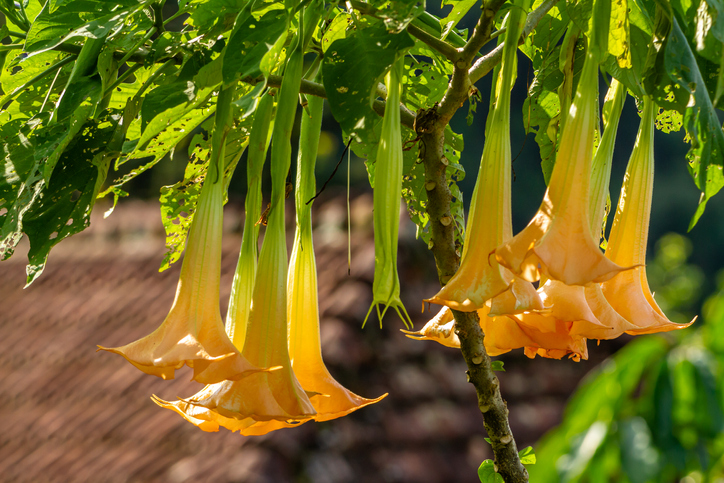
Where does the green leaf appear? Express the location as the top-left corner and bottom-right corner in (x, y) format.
(440, 0), (476, 39)
(529, 337), (669, 481)
(523, 45), (564, 183)
(110, 103), (217, 189)
(187, 0), (249, 37)
(609, 0), (633, 67)
(521, 0), (570, 66)
(658, 20), (724, 228)
(322, 22), (414, 135)
(141, 80), (196, 131)
(24, 0), (142, 54)
(518, 446), (536, 465)
(321, 11), (351, 52)
(159, 151), (207, 271)
(137, 83), (218, 150)
(23, 117), (116, 284)
(222, 7), (288, 83)
(491, 360), (505, 372)
(366, 0), (425, 32)
(619, 417), (661, 483)
(477, 460), (504, 483)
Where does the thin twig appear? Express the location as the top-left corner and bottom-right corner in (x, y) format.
(306, 137), (353, 205)
(406, 22), (461, 62)
(461, 0), (508, 63)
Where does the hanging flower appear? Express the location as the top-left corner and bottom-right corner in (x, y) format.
(153, 34), (320, 434)
(364, 59), (413, 329)
(98, 86), (262, 384)
(287, 93), (386, 420)
(526, 79), (637, 341)
(404, 306), (587, 361)
(426, 5), (542, 315)
(495, 47), (631, 286)
(601, 96), (695, 334)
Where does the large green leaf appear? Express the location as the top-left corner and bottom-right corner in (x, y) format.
(662, 20), (724, 228)
(222, 7), (288, 83)
(322, 22), (414, 136)
(24, 0), (143, 54)
(23, 119), (115, 284)
(186, 0), (249, 37)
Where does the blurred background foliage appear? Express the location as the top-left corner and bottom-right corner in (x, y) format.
(529, 233), (724, 483)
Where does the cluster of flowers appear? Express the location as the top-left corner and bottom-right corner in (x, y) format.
(405, 18), (693, 360)
(99, 32), (386, 434)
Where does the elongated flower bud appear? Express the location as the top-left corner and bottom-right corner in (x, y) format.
(364, 59), (413, 328)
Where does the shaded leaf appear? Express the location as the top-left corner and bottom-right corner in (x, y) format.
(322, 22), (414, 135)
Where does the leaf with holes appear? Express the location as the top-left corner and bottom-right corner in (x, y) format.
(24, 0), (143, 54)
(22, 118), (116, 285)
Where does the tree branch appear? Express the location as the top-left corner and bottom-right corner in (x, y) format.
(461, 0), (508, 63)
(414, 1), (550, 481)
(469, 0), (557, 84)
(347, 0), (460, 62)
(252, 75), (418, 131)
(406, 22), (461, 62)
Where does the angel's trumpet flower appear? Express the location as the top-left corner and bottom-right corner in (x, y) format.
(426, 3), (542, 315)
(287, 93), (386, 420)
(601, 96), (695, 334)
(364, 59), (413, 329)
(404, 306), (587, 361)
(532, 79), (638, 340)
(154, 38), (317, 435)
(495, 47), (630, 286)
(99, 85), (262, 384)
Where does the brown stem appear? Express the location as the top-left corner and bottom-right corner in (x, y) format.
(414, 1), (551, 481)
(416, 110), (528, 482)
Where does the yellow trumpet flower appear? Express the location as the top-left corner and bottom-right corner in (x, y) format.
(530, 79), (638, 340)
(602, 96), (695, 334)
(427, 4), (542, 314)
(495, 48), (630, 286)
(287, 93), (387, 420)
(154, 38), (318, 435)
(98, 86), (262, 384)
(404, 306), (587, 361)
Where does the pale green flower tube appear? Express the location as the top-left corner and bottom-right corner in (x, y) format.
(589, 78), (625, 238)
(364, 59), (413, 329)
(225, 92), (274, 350)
